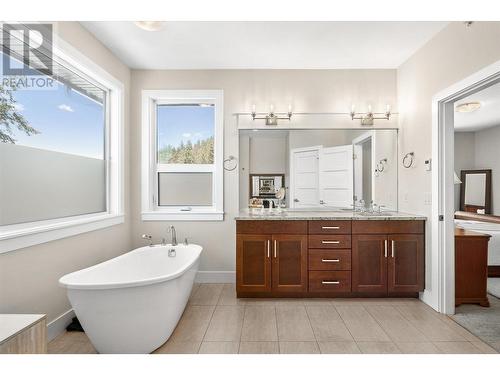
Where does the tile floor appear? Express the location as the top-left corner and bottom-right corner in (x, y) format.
(48, 283), (498, 354)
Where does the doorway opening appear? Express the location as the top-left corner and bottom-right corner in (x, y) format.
(433, 59), (500, 329)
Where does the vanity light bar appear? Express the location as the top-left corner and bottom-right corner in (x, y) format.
(251, 104), (292, 126)
(350, 104), (392, 126)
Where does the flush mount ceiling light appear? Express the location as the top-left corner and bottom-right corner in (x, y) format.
(134, 21), (165, 31)
(455, 101), (481, 113)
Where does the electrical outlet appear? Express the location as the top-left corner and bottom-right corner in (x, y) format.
(424, 192), (432, 205)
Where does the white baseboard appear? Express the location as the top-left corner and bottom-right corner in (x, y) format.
(47, 308), (75, 342)
(195, 271), (235, 283)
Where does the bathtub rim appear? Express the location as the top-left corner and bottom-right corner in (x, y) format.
(58, 244), (202, 291)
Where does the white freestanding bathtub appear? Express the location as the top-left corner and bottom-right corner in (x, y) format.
(59, 243), (202, 354)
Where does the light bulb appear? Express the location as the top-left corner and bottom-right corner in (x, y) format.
(269, 104), (274, 114)
(288, 104), (292, 113)
(251, 104), (256, 114)
(351, 104), (356, 114)
(386, 104), (391, 113)
(367, 105), (372, 114)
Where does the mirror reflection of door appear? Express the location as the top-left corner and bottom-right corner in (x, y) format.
(290, 146), (320, 208)
(238, 129), (398, 211)
(319, 145), (354, 208)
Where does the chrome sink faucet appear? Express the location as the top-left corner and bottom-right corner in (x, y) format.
(169, 225), (178, 246)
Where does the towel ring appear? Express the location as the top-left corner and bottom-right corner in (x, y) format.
(402, 152), (415, 169)
(376, 158), (388, 173)
(223, 155), (238, 171)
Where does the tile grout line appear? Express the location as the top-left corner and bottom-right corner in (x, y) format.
(302, 304), (320, 354)
(197, 286), (222, 353)
(331, 304), (361, 353)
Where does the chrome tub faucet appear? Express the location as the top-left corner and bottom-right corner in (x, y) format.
(169, 225), (178, 246)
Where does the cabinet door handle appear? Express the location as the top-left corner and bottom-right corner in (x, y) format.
(322, 226), (340, 230)
(321, 259), (340, 263)
(391, 240), (395, 258)
(274, 240), (277, 258)
(267, 240), (270, 258)
(384, 240), (388, 258)
(322, 281), (340, 285)
(322, 240), (340, 244)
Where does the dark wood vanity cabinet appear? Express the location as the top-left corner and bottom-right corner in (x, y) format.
(351, 221), (425, 295)
(352, 235), (388, 293)
(236, 221), (308, 294)
(388, 234), (424, 293)
(236, 234), (272, 293)
(236, 219), (425, 297)
(272, 235), (308, 293)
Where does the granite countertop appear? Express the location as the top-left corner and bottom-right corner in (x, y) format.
(235, 208), (426, 221)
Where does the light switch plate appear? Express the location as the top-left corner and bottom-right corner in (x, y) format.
(424, 159), (432, 171)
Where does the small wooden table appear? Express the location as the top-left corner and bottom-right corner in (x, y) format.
(455, 227), (491, 307)
(0, 314), (47, 354)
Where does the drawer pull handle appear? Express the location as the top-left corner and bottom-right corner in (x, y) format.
(322, 240), (340, 244)
(321, 259), (340, 263)
(322, 226), (340, 230)
(322, 281), (340, 285)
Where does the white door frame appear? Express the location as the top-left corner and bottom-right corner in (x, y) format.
(432, 59), (500, 314)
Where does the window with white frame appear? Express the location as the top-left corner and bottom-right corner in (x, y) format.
(142, 90), (224, 221)
(0, 27), (124, 253)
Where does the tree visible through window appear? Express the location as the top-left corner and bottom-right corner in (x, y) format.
(157, 104), (214, 164)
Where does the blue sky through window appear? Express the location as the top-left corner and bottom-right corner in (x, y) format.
(1, 53), (105, 160)
(157, 104), (214, 150)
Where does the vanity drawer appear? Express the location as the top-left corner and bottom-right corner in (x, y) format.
(236, 220), (307, 234)
(309, 271), (351, 292)
(308, 249), (351, 271)
(308, 235), (351, 249)
(352, 220), (424, 234)
(309, 221), (351, 234)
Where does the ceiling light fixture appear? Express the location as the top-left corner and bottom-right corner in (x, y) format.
(134, 21), (165, 31)
(455, 102), (481, 113)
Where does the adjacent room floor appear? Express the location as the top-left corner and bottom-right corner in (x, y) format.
(49, 284), (497, 354)
(452, 293), (500, 353)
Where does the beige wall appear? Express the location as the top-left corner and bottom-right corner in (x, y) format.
(397, 21), (500, 299)
(454, 132), (475, 211)
(475, 125), (500, 214)
(0, 22), (132, 323)
(131, 69), (397, 272)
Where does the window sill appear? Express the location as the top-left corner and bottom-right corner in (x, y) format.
(141, 211), (224, 221)
(0, 213), (125, 254)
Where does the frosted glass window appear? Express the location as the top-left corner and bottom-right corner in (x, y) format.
(0, 50), (107, 225)
(158, 173), (212, 206)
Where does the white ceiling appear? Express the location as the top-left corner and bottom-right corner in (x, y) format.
(81, 21), (448, 70)
(455, 82), (500, 132)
